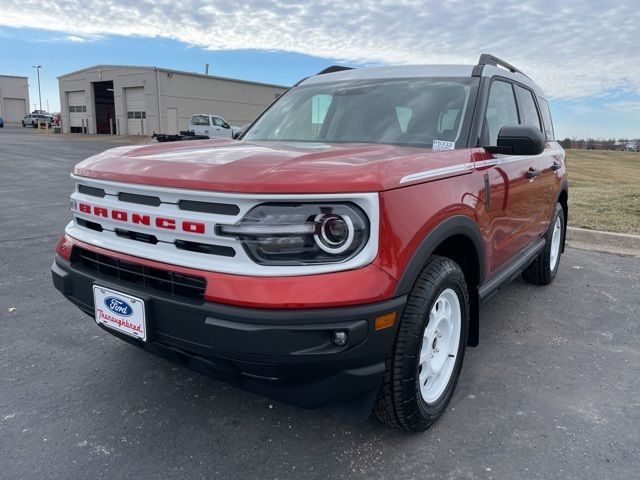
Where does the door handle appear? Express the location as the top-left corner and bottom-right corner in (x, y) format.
(526, 167), (541, 179)
(550, 161), (562, 171)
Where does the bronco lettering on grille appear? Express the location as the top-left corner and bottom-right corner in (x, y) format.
(77, 202), (206, 234)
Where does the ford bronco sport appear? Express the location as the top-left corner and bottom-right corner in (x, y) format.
(52, 54), (567, 431)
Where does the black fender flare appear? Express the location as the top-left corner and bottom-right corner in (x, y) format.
(393, 215), (485, 346)
(555, 177), (569, 252)
(394, 215), (485, 297)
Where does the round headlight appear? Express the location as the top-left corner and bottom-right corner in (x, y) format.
(314, 214), (354, 254)
(217, 202), (369, 265)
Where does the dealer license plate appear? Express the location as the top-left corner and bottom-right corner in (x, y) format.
(93, 285), (147, 341)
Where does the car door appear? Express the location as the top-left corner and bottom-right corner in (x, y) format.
(513, 85), (552, 239)
(482, 79), (542, 271)
(535, 96), (565, 231)
(211, 116), (231, 138)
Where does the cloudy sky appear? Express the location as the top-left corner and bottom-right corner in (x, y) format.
(1, 0), (639, 138)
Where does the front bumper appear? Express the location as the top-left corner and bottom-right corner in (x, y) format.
(52, 255), (406, 418)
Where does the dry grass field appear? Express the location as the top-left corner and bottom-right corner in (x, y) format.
(566, 149), (640, 234)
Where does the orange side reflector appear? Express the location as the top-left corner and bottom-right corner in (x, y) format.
(375, 312), (397, 331)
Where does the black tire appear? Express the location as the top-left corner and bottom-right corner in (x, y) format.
(522, 203), (564, 285)
(373, 256), (469, 432)
(22, 122), (26, 127)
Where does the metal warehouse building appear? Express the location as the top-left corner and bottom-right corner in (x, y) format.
(57, 65), (287, 135)
(0, 75), (30, 125)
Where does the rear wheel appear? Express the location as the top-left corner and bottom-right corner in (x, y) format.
(523, 203), (564, 285)
(373, 256), (469, 432)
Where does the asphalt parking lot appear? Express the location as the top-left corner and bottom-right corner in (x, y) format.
(1, 126), (639, 480)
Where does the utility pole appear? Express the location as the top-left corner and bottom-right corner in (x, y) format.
(32, 65), (42, 113)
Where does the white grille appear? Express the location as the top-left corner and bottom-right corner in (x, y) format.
(67, 175), (379, 276)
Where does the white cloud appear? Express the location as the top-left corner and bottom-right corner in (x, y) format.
(1, 0), (639, 99)
(65, 35), (91, 43)
(605, 101), (640, 114)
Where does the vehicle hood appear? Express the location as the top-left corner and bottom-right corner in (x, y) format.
(74, 139), (481, 193)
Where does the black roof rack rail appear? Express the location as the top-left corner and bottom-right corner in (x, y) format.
(472, 54), (529, 78)
(292, 65), (354, 87)
(316, 65), (354, 75)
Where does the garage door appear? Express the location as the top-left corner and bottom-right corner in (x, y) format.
(3, 98), (26, 124)
(68, 91), (87, 128)
(125, 87), (146, 135)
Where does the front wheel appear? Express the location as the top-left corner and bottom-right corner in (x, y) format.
(22, 122), (26, 127)
(373, 256), (469, 431)
(523, 202), (565, 285)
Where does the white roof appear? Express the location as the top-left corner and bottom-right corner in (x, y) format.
(301, 63), (545, 97)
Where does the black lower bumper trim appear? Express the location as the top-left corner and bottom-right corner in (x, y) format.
(52, 255), (406, 418)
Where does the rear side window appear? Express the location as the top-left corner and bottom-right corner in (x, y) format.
(190, 115), (210, 126)
(538, 98), (555, 140)
(485, 80), (519, 145)
(395, 106), (412, 133)
(515, 85), (542, 131)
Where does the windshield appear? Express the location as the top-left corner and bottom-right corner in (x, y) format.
(244, 77), (474, 148)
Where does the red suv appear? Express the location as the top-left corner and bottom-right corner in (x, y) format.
(52, 54), (567, 431)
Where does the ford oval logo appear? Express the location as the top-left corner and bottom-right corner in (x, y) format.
(104, 296), (133, 317)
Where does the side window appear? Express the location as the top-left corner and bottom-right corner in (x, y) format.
(515, 85), (542, 131)
(485, 80), (519, 145)
(437, 109), (460, 135)
(311, 94), (332, 138)
(191, 115), (210, 126)
(212, 117), (225, 126)
(395, 106), (413, 133)
(538, 98), (555, 140)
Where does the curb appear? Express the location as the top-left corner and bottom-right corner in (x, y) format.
(566, 227), (640, 257)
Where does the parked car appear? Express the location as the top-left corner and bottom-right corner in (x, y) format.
(22, 114), (53, 127)
(0, 117), (4, 128)
(232, 123), (252, 139)
(52, 54), (567, 431)
(187, 114), (239, 139)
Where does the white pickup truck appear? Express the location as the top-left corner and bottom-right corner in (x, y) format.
(187, 114), (240, 139)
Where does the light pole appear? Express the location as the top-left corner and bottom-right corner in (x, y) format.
(32, 65), (42, 113)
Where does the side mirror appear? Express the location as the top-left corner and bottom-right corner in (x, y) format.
(232, 131), (243, 140)
(222, 122), (230, 129)
(484, 125), (545, 155)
